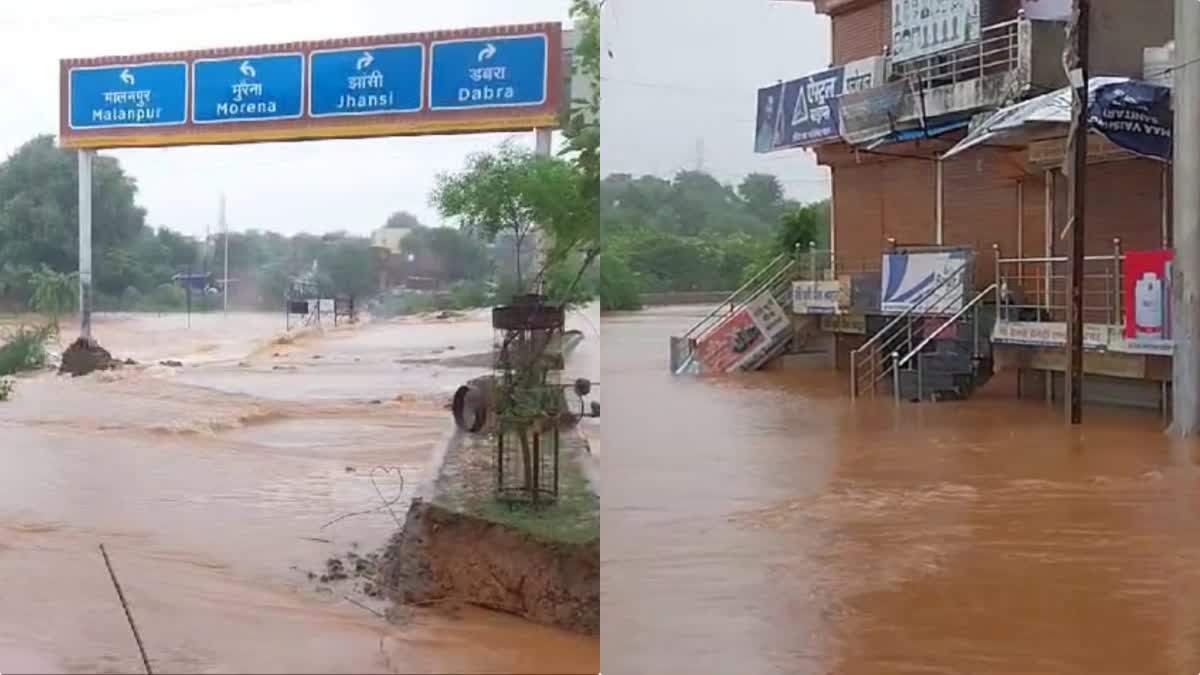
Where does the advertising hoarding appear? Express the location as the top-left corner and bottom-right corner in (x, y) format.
(891, 0), (981, 63)
(754, 57), (884, 152)
(880, 250), (968, 315)
(694, 292), (790, 373)
(1122, 249), (1174, 354)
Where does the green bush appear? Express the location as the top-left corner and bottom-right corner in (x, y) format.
(0, 323), (56, 376)
(599, 253), (641, 311)
(0, 377), (13, 401)
(450, 280), (491, 310)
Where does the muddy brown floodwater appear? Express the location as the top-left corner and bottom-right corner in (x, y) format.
(0, 309), (598, 674)
(602, 306), (1200, 675)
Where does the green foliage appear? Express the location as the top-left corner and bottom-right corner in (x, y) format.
(449, 279), (490, 309)
(0, 323), (56, 376)
(0, 377), (12, 401)
(602, 170), (830, 301)
(384, 210), (423, 230)
(399, 225), (492, 283)
(432, 143), (586, 293)
(599, 252), (641, 311)
(29, 265), (76, 318)
(776, 202), (829, 255)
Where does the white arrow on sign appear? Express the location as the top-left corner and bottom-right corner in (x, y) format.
(477, 43), (496, 62)
(239, 60), (256, 78)
(120, 68), (135, 86)
(356, 51), (374, 71)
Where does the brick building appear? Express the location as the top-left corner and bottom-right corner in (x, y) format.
(744, 0), (1178, 407)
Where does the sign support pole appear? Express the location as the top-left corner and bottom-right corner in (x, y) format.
(1066, 0), (1089, 425)
(78, 149), (94, 340)
(1172, 0), (1200, 435)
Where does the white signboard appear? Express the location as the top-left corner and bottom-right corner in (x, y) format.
(1020, 0), (1071, 20)
(880, 251), (967, 315)
(736, 292), (791, 371)
(891, 0), (981, 63)
(793, 280), (846, 314)
(991, 321), (1111, 349)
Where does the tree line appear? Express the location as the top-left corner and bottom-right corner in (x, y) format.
(599, 170), (830, 310)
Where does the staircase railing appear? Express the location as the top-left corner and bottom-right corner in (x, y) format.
(849, 260), (970, 398)
(891, 283), (998, 403)
(680, 253), (795, 343)
(672, 252), (797, 374)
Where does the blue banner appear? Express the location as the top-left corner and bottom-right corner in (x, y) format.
(1088, 81), (1172, 162)
(754, 66), (845, 152)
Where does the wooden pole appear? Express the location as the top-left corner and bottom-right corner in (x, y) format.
(1067, 0), (1090, 425)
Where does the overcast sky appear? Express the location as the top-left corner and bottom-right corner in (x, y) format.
(601, 0), (831, 203)
(0, 0), (570, 239)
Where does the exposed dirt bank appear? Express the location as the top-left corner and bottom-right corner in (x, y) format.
(378, 498), (599, 635)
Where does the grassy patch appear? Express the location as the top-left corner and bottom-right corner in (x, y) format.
(433, 431), (599, 545)
(0, 323), (55, 376)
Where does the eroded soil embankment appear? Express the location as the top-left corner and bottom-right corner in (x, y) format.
(378, 499), (599, 635)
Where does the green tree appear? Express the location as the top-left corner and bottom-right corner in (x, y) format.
(29, 265), (76, 321)
(384, 210), (423, 230)
(776, 203), (825, 255)
(738, 173), (785, 223)
(431, 143), (582, 294)
(599, 253), (641, 311)
(400, 225), (492, 283)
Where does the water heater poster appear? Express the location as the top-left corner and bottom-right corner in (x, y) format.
(1123, 249), (1173, 343)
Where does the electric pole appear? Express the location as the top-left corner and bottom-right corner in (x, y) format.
(220, 193), (229, 317)
(1066, 0), (1090, 425)
(1172, 0), (1200, 435)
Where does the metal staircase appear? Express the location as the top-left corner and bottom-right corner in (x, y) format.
(850, 260), (975, 398)
(670, 252), (797, 375)
(890, 284), (998, 402)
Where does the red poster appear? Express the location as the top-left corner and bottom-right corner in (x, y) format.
(694, 309), (765, 373)
(1123, 249), (1173, 340)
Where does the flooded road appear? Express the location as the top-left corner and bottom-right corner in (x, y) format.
(602, 306), (1200, 675)
(0, 309), (598, 673)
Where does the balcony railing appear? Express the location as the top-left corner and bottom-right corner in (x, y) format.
(890, 17), (1023, 91)
(992, 239), (1126, 328)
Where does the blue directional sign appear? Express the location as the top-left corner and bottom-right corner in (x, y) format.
(429, 34), (548, 110)
(309, 44), (424, 117)
(193, 54), (304, 124)
(68, 62), (188, 130)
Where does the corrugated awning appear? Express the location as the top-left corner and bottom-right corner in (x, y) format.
(939, 76), (1132, 160)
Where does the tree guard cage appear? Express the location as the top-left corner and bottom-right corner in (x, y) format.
(492, 294), (565, 505)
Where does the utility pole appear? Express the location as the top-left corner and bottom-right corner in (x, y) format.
(220, 193), (229, 317)
(1066, 0), (1090, 425)
(78, 150), (94, 340)
(1172, 0), (1200, 435)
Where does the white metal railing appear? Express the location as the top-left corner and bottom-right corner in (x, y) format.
(681, 252), (795, 343)
(849, 259), (971, 398)
(891, 283), (997, 403)
(993, 239), (1125, 328)
(890, 18), (1023, 90)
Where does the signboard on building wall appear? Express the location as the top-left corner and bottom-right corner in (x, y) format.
(992, 321), (1111, 349)
(1020, 0), (1072, 20)
(880, 250), (967, 314)
(754, 56), (884, 152)
(793, 279), (849, 314)
(694, 292), (790, 373)
(837, 79), (908, 146)
(60, 23), (562, 148)
(1087, 81), (1173, 162)
(891, 0), (981, 64)
(1123, 249), (1174, 354)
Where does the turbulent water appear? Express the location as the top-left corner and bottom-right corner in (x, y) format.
(602, 306), (1200, 675)
(0, 309), (599, 674)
